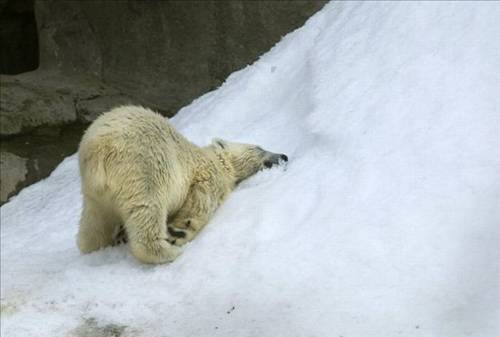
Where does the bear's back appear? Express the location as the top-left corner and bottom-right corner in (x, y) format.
(78, 105), (196, 204)
(83, 106), (170, 143)
(80, 105), (195, 155)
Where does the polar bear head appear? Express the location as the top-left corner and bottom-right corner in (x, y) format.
(212, 138), (288, 183)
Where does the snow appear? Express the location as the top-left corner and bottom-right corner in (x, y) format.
(2, 2), (500, 336)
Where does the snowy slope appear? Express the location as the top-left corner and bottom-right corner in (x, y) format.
(2, 2), (500, 337)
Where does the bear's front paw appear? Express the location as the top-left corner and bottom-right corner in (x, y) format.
(169, 219), (195, 230)
(167, 219), (197, 246)
(129, 239), (181, 264)
(167, 228), (194, 246)
(167, 226), (188, 239)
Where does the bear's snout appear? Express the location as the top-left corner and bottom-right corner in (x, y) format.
(263, 153), (288, 168)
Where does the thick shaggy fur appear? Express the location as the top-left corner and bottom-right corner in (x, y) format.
(77, 105), (285, 264)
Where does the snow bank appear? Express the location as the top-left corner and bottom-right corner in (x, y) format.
(2, 2), (499, 337)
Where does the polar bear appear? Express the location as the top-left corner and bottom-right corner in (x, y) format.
(77, 105), (287, 264)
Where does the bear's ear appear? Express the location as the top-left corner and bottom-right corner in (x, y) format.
(212, 138), (226, 149)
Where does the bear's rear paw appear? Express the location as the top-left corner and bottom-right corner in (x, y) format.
(129, 239), (181, 264)
(112, 225), (128, 246)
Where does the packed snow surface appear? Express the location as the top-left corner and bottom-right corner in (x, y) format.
(2, 2), (500, 337)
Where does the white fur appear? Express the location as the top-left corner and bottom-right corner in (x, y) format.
(77, 105), (274, 264)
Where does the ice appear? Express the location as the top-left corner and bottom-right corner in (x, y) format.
(2, 2), (500, 337)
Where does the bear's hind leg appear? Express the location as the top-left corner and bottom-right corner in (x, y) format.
(167, 182), (218, 246)
(77, 196), (118, 253)
(124, 204), (180, 264)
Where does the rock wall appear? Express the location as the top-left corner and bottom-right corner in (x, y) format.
(0, 0), (326, 204)
(35, 0), (326, 115)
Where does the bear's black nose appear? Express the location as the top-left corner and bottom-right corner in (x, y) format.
(280, 154), (288, 162)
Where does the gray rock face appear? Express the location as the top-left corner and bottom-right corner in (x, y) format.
(76, 95), (135, 123)
(0, 122), (87, 205)
(0, 74), (76, 136)
(0, 70), (138, 137)
(2, 1), (325, 136)
(0, 151), (27, 203)
(34, 0), (327, 115)
(0, 0), (325, 203)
